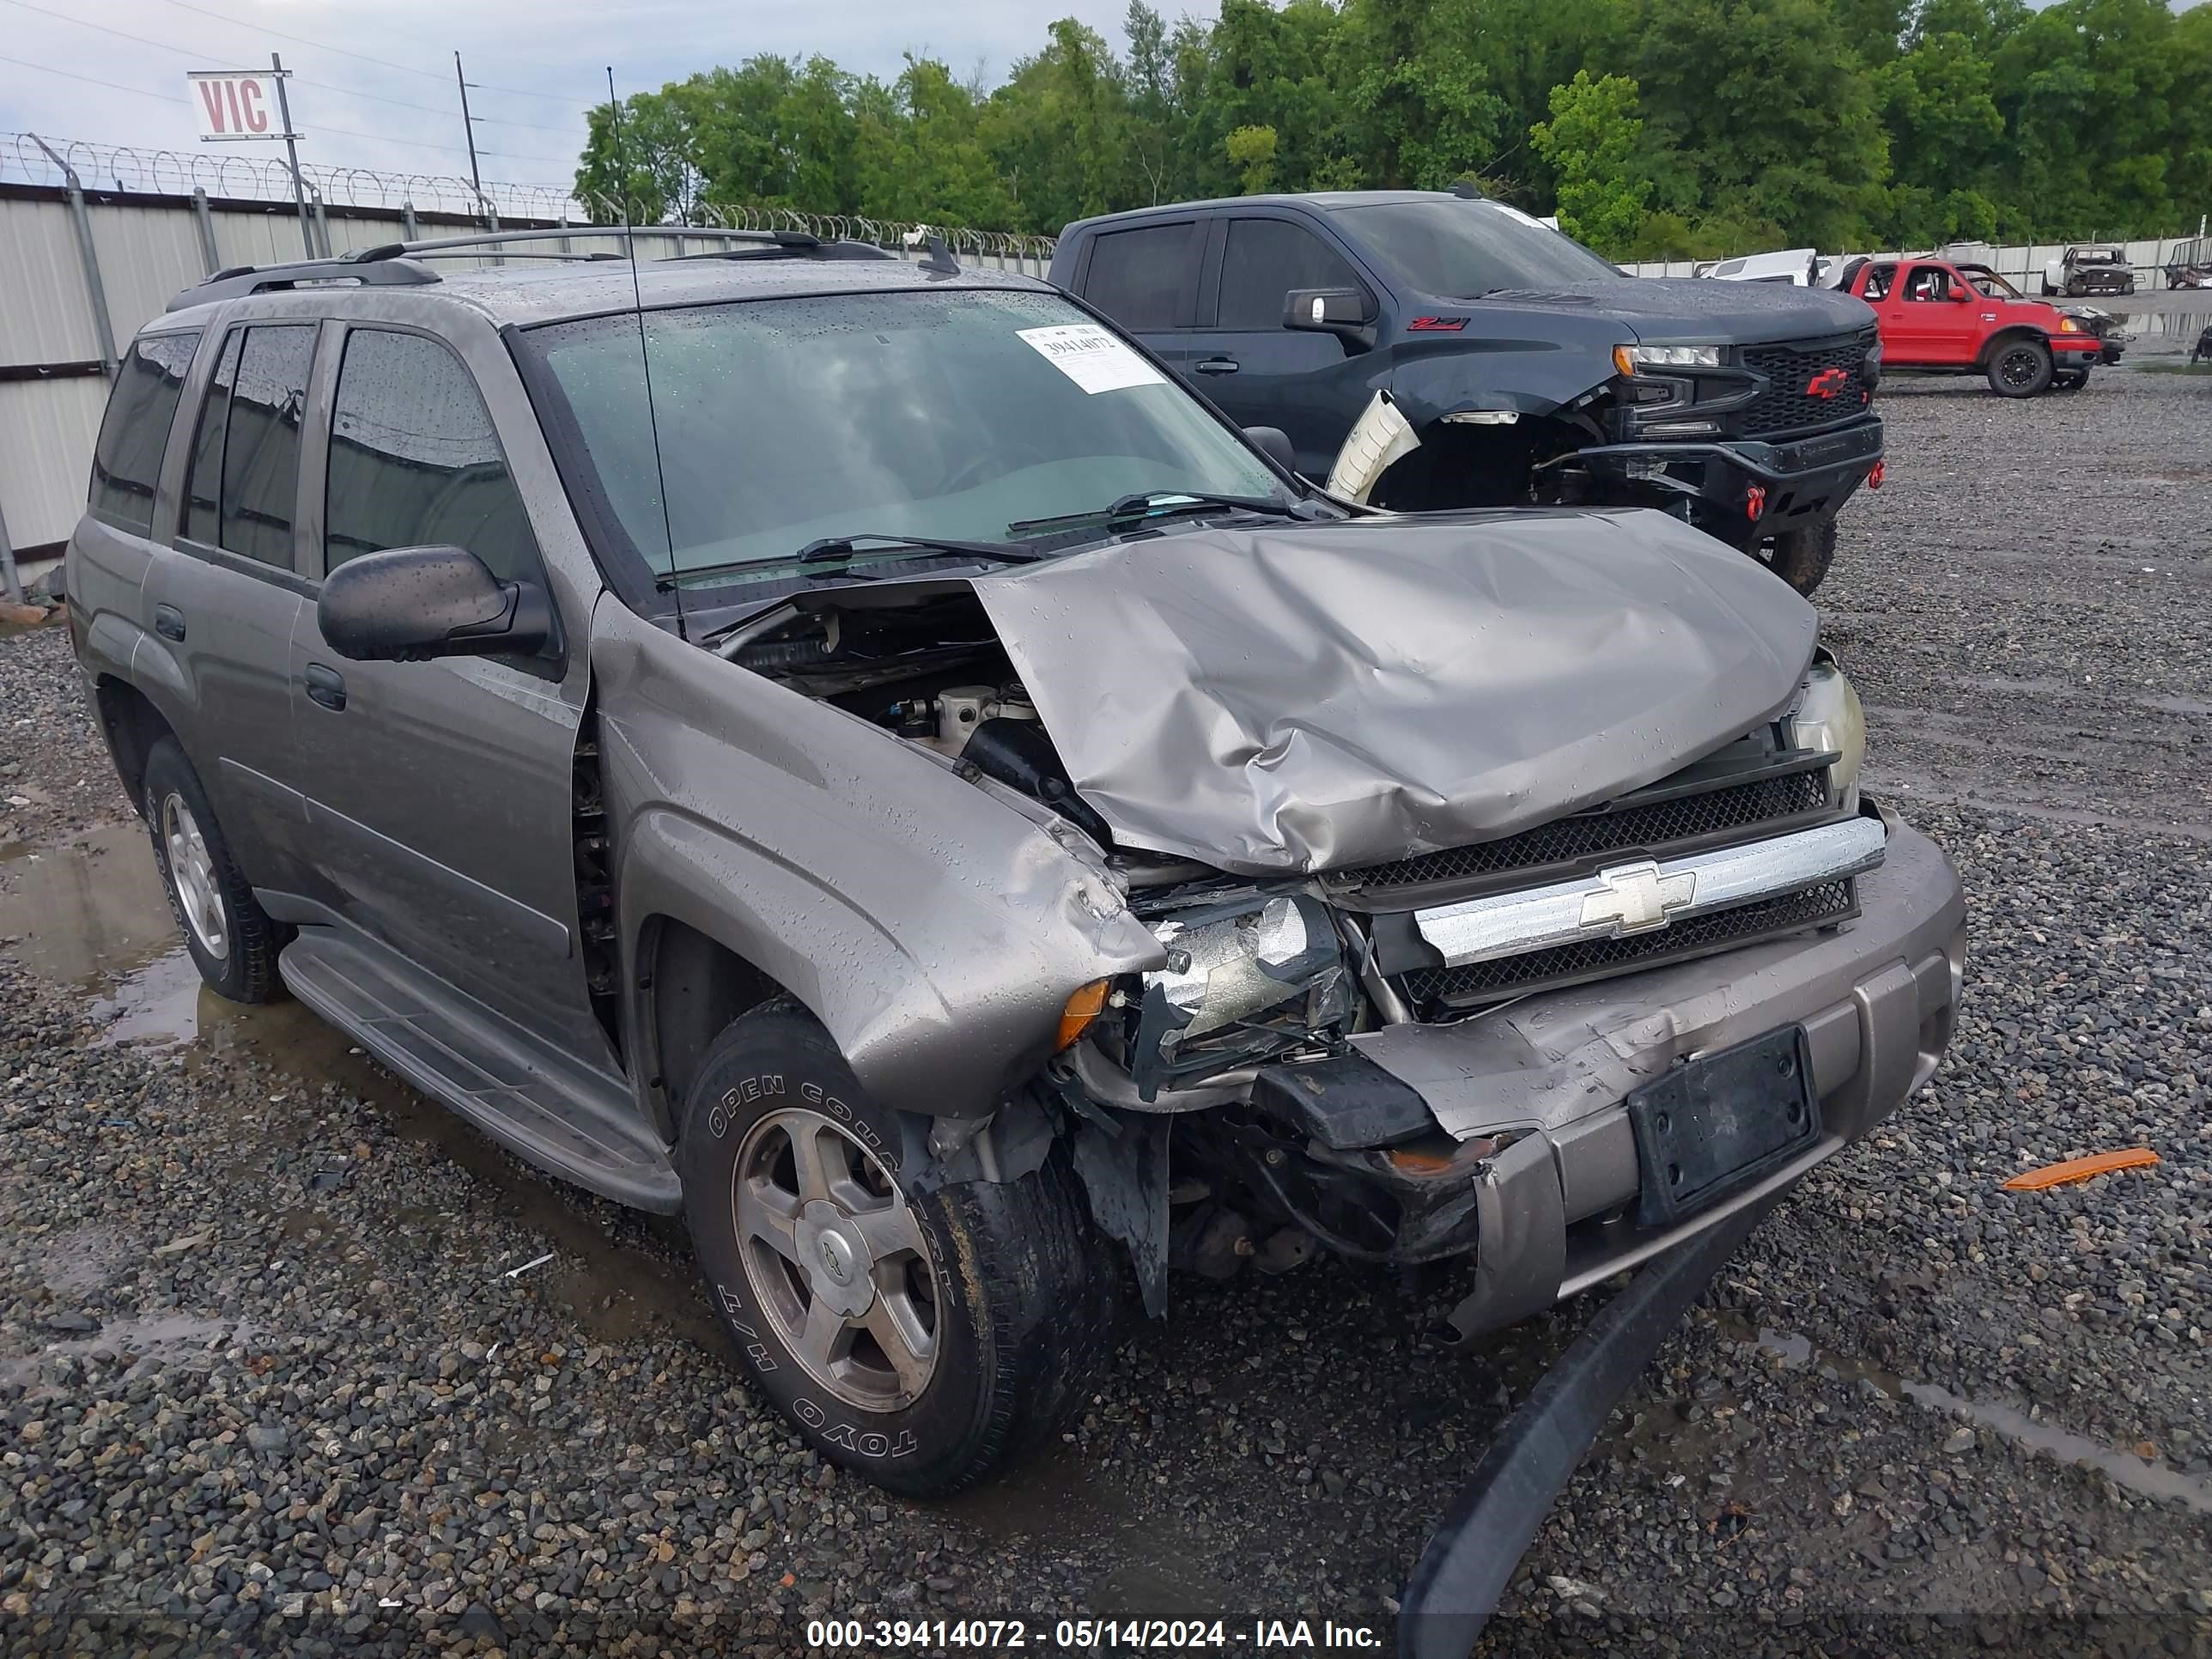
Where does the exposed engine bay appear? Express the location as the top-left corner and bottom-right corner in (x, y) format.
(706, 565), (1878, 1293)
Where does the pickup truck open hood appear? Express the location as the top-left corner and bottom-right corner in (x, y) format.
(1458, 277), (1875, 345)
(969, 508), (1819, 876)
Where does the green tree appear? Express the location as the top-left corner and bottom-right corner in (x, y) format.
(1529, 70), (1651, 253)
(1225, 125), (1279, 193)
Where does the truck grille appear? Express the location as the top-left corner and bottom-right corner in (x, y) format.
(1327, 763), (1830, 900)
(1739, 339), (1871, 436)
(1401, 878), (1857, 1013)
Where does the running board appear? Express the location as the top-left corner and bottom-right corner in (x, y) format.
(279, 927), (682, 1212)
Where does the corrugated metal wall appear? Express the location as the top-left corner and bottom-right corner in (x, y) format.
(0, 182), (1054, 558)
(1626, 236), (2198, 283)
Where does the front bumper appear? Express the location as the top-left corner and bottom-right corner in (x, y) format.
(1346, 813), (1965, 1336)
(1571, 416), (1883, 540)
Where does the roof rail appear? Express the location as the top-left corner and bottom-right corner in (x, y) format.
(164, 254), (440, 312)
(165, 226), (860, 313)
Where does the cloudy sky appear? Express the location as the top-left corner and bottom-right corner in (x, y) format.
(0, 0), (1172, 190)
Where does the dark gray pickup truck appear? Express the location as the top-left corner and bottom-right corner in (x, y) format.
(67, 230), (1961, 1508)
(1051, 190), (1887, 595)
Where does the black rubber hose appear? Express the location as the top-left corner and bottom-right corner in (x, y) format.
(1396, 1191), (1783, 1659)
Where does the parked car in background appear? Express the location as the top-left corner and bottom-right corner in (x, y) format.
(2042, 244), (2135, 297)
(1703, 248), (1837, 287)
(1051, 191), (1885, 596)
(69, 231), (1964, 1499)
(1839, 255), (2102, 396)
(1957, 263), (2124, 384)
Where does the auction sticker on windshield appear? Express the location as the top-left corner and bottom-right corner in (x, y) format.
(1018, 323), (1167, 394)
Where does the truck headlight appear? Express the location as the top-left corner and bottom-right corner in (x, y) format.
(1790, 659), (1866, 807)
(1147, 895), (1338, 1039)
(1615, 343), (1723, 372)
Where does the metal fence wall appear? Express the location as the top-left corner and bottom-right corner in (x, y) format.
(1626, 235), (2201, 283)
(0, 178), (1054, 571)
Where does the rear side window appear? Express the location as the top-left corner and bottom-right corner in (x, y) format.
(1218, 219), (1364, 329)
(88, 332), (199, 536)
(182, 323), (316, 569)
(1081, 224), (1194, 331)
(324, 328), (538, 583)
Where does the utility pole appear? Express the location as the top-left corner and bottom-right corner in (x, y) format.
(270, 52), (312, 258)
(455, 52), (488, 228)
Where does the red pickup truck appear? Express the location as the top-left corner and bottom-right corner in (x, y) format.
(1838, 254), (2102, 397)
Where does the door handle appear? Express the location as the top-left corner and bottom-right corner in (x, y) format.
(303, 663), (347, 712)
(153, 604), (185, 642)
(1194, 357), (1240, 375)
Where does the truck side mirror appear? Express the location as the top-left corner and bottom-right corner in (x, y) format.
(319, 544), (555, 663)
(1285, 287), (1376, 350)
(1951, 288), (1973, 303)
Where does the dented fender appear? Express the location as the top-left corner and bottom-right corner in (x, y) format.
(590, 595), (1163, 1122)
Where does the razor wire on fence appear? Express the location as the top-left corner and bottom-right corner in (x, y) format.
(0, 133), (1058, 261)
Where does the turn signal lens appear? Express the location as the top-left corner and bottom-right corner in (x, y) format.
(1056, 980), (1110, 1051)
(1612, 343), (1637, 378)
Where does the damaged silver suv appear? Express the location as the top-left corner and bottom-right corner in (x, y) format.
(68, 231), (1965, 1497)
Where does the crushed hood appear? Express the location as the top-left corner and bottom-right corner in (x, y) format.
(968, 509), (1818, 876)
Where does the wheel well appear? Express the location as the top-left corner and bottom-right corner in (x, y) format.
(1978, 327), (2049, 368)
(1370, 414), (1587, 511)
(641, 915), (785, 1133)
(92, 678), (174, 815)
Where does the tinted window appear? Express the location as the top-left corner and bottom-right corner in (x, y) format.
(1328, 198), (1623, 297)
(1861, 264), (1897, 301)
(181, 324), (313, 568)
(1081, 224), (1193, 331)
(183, 329), (241, 545)
(1218, 218), (1364, 329)
(325, 329), (538, 583)
(88, 332), (198, 536)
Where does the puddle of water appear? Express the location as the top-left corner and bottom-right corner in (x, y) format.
(2, 822), (722, 1355)
(0, 1311), (256, 1391)
(935, 1440), (1237, 1615)
(0, 820), (174, 982)
(1723, 1316), (2212, 1516)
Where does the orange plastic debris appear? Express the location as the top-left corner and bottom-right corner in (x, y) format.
(2001, 1147), (2159, 1191)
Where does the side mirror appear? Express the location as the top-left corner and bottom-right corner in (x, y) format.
(319, 544), (553, 663)
(1951, 288), (1973, 303)
(1242, 424), (1297, 475)
(1284, 287), (1376, 349)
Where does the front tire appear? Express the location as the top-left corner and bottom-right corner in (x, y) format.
(1987, 338), (2053, 398)
(678, 1004), (1114, 1497)
(142, 737), (289, 1003)
(1763, 520), (1837, 597)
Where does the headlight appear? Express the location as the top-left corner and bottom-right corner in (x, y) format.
(1616, 343), (1723, 372)
(1790, 659), (1866, 807)
(2058, 316), (2081, 333)
(1147, 895), (1337, 1039)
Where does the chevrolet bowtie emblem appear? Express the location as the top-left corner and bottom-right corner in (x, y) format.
(1580, 860), (1697, 936)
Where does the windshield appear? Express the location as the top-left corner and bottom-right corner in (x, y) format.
(525, 288), (1285, 593)
(1963, 266), (2023, 299)
(1328, 198), (1626, 297)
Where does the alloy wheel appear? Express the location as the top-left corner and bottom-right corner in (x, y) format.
(161, 793), (229, 961)
(732, 1107), (940, 1410)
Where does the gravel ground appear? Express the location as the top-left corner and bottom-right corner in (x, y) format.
(3, 368), (2209, 1657)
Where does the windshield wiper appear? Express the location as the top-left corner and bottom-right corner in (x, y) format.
(796, 531), (1040, 568)
(1007, 490), (1305, 538)
(659, 532), (1039, 591)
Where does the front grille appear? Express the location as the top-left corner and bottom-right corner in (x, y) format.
(1401, 879), (1856, 1012)
(1330, 766), (1828, 895)
(1739, 340), (1869, 435)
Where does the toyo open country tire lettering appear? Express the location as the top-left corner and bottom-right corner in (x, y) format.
(678, 1003), (1116, 1497)
(1987, 337), (2053, 398)
(142, 737), (290, 1004)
